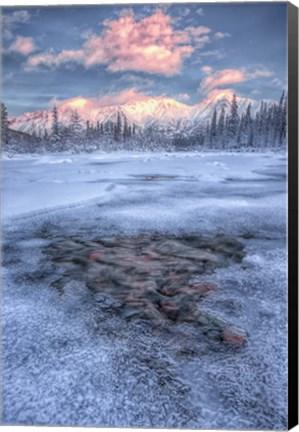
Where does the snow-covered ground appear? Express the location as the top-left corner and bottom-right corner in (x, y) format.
(2, 151), (287, 428)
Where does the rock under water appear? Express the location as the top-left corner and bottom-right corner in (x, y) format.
(45, 234), (247, 346)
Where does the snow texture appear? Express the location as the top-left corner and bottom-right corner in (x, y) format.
(2, 151), (287, 428)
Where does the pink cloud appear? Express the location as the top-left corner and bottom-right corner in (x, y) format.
(200, 67), (272, 93)
(8, 36), (36, 55)
(27, 52), (56, 68)
(201, 65), (213, 75)
(26, 11), (211, 75)
(201, 68), (246, 92)
(206, 88), (235, 102)
(53, 88), (149, 113)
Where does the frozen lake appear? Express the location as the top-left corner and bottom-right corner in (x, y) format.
(2, 151), (287, 428)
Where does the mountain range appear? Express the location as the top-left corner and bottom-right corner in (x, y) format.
(9, 90), (261, 137)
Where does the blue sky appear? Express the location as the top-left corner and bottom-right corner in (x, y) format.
(2, 3), (287, 116)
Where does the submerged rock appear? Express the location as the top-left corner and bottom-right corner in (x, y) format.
(222, 326), (247, 346)
(45, 234), (247, 345)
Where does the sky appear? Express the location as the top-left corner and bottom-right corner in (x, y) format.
(1, 2), (287, 116)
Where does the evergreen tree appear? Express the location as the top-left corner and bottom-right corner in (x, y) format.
(51, 105), (59, 138)
(127, 125), (132, 139)
(248, 125), (254, 148)
(109, 121), (114, 135)
(198, 131), (205, 147)
(30, 130), (43, 153)
(253, 111), (260, 147)
(227, 94), (239, 146)
(85, 120), (94, 150)
(237, 103), (253, 147)
(275, 91), (286, 146)
(243, 103), (252, 147)
(205, 121), (210, 148)
(261, 101), (269, 146)
(237, 113), (245, 147)
(70, 110), (82, 142)
(217, 107), (226, 149)
(1, 102), (9, 148)
(49, 105), (65, 150)
(210, 108), (217, 148)
(86, 120), (90, 134)
(117, 112), (122, 138)
(227, 94), (239, 147)
(268, 105), (276, 146)
(114, 112), (121, 141)
(104, 121), (109, 135)
(123, 115), (129, 140)
(255, 102), (264, 147)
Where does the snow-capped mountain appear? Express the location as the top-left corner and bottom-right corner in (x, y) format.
(8, 92), (261, 137)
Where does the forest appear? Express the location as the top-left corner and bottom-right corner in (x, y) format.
(1, 92), (287, 154)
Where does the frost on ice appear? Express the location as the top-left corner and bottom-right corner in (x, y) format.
(2, 152), (287, 429)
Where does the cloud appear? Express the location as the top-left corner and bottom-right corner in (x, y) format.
(199, 67), (273, 94)
(3, 10), (30, 25)
(178, 7), (191, 17)
(206, 88), (235, 102)
(200, 69), (245, 92)
(196, 8), (204, 16)
(52, 88), (149, 112)
(201, 65), (213, 75)
(214, 32), (231, 40)
(177, 93), (190, 101)
(271, 77), (286, 89)
(251, 89), (261, 95)
(26, 50), (85, 70)
(200, 49), (224, 59)
(3, 72), (14, 82)
(115, 7), (135, 18)
(8, 36), (37, 55)
(2, 10), (31, 40)
(247, 68), (273, 79)
(26, 10), (211, 75)
(185, 26), (211, 47)
(114, 74), (155, 90)
(173, 7), (193, 24)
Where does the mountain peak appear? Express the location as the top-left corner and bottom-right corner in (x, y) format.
(8, 93), (260, 137)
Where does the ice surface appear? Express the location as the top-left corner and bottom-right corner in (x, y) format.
(2, 150), (287, 428)
(2, 151), (285, 219)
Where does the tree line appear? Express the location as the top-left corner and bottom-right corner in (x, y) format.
(40, 107), (139, 153)
(1, 91), (287, 154)
(201, 92), (287, 150)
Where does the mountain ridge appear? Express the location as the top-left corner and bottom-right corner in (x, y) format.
(9, 92), (262, 137)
